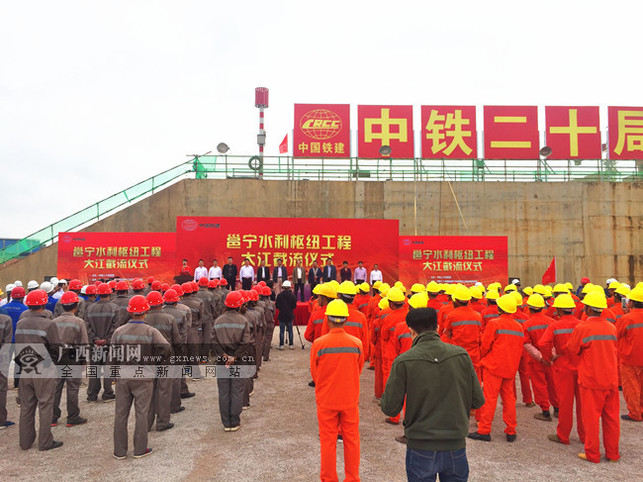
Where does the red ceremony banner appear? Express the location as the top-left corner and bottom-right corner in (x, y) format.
(358, 105), (414, 158)
(608, 106), (643, 160)
(545, 106), (600, 159)
(484, 106), (539, 159)
(293, 104), (350, 158)
(398, 236), (508, 287)
(57, 232), (176, 284)
(176, 217), (399, 284)
(421, 106), (477, 158)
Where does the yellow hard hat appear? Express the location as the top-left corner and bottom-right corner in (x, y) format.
(379, 283), (390, 296)
(469, 286), (483, 299)
(615, 284), (630, 297)
(475, 282), (486, 292)
(543, 286), (553, 298)
(504, 284), (517, 293)
(337, 281), (358, 296)
(485, 289), (500, 300)
(636, 282), (643, 289)
(387, 287), (406, 303)
(426, 281), (440, 293)
(410, 283), (426, 294)
(523, 286), (533, 296)
(452, 285), (472, 302)
(564, 282), (574, 291)
(553, 294), (576, 309)
(533, 284), (546, 295)
(373, 281), (382, 290)
(328, 280), (340, 291)
(490, 282), (502, 291)
(409, 292), (429, 309)
(608, 280), (620, 289)
(591, 285), (604, 294)
(312, 284), (324, 295)
(552, 284), (569, 294)
(394, 281), (406, 293)
(497, 294), (517, 314)
(527, 293), (545, 309)
(378, 297), (389, 310)
(628, 286), (643, 303)
(510, 290), (523, 304)
(325, 299), (349, 318)
(316, 283), (337, 299)
(359, 282), (370, 293)
(581, 283), (594, 294)
(445, 284), (457, 295)
(582, 291), (607, 310)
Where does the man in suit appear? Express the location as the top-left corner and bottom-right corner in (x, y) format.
(308, 261), (322, 291)
(323, 258), (337, 282)
(222, 257), (238, 290)
(257, 260), (271, 284)
(292, 259), (306, 302)
(272, 258), (288, 295)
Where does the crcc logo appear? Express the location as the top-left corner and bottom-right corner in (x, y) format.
(181, 219), (198, 232)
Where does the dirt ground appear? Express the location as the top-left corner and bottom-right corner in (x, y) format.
(1, 331), (641, 481)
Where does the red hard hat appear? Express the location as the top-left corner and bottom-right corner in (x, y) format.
(108, 280), (117, 289)
(257, 281), (266, 287)
(132, 279), (145, 290)
(97, 283), (112, 295)
(93, 281), (101, 287)
(581, 277), (590, 284)
(85, 285), (97, 295)
(262, 286), (272, 296)
(208, 279), (219, 288)
(116, 281), (129, 291)
(163, 289), (180, 303)
(241, 290), (251, 302)
(181, 282), (193, 294)
(190, 281), (199, 292)
(219, 279), (228, 287)
(25, 289), (48, 306)
(170, 284), (184, 296)
(161, 282), (170, 292)
(68, 279), (83, 291)
(249, 289), (259, 301)
(61, 291), (80, 305)
(127, 295), (150, 313)
(151, 280), (162, 291)
(147, 276), (155, 284)
(11, 286), (26, 299)
(225, 291), (243, 308)
(252, 285), (261, 292)
(198, 276), (209, 287)
(146, 291), (164, 307)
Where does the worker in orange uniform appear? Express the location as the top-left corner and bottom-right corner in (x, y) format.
(469, 287), (486, 314)
(442, 286), (482, 380)
(567, 291), (620, 463)
(353, 283), (371, 316)
(320, 282), (369, 356)
(480, 290), (500, 333)
(370, 284), (389, 397)
(610, 284), (630, 322)
(616, 286), (643, 421)
(523, 293), (559, 420)
(380, 287), (408, 423)
(507, 290), (535, 408)
(437, 286), (455, 336)
(310, 299), (364, 482)
(305, 284), (336, 344)
(469, 294), (524, 442)
(539, 294), (584, 445)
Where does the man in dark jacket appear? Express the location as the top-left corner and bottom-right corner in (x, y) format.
(275, 281), (297, 349)
(308, 261), (322, 291)
(222, 257), (238, 290)
(382, 307), (484, 482)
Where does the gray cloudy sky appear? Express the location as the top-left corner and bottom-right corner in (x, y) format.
(0, 0), (639, 238)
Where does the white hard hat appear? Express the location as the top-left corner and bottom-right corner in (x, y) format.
(27, 280), (39, 290)
(6, 283), (15, 292)
(14, 280), (23, 287)
(50, 277), (59, 286)
(511, 279), (520, 285)
(606, 278), (617, 285)
(80, 285), (88, 294)
(474, 281), (483, 287)
(282, 280), (292, 288)
(40, 281), (54, 294)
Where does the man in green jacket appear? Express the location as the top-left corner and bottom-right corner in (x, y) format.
(382, 307), (484, 482)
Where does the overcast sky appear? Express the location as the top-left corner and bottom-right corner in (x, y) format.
(1, 0), (639, 238)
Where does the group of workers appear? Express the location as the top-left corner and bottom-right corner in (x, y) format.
(303, 276), (642, 479)
(0, 275), (276, 459)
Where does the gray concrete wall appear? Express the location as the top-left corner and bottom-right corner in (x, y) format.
(1, 179), (640, 288)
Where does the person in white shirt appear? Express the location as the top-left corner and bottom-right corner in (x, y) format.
(369, 264), (383, 284)
(292, 259), (305, 302)
(194, 259), (209, 282)
(354, 261), (368, 284)
(208, 259), (222, 280)
(239, 258), (255, 290)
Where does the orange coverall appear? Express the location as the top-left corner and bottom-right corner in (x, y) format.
(384, 319), (413, 424)
(476, 314), (525, 436)
(539, 314), (584, 444)
(371, 307), (390, 399)
(437, 302), (454, 337)
(511, 311), (533, 404)
(381, 307), (409, 388)
(523, 312), (559, 411)
(567, 316), (620, 463)
(305, 307), (327, 343)
(442, 305), (482, 380)
(480, 304), (499, 333)
(616, 308), (643, 421)
(320, 308), (370, 360)
(311, 328), (364, 482)
(353, 294), (371, 316)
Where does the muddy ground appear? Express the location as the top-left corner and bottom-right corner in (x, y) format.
(1, 331), (640, 481)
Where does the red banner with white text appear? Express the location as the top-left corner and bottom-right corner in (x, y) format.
(399, 236), (508, 287)
(176, 217), (399, 285)
(57, 232), (176, 284)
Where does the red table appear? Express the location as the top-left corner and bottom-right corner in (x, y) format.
(275, 301), (310, 326)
